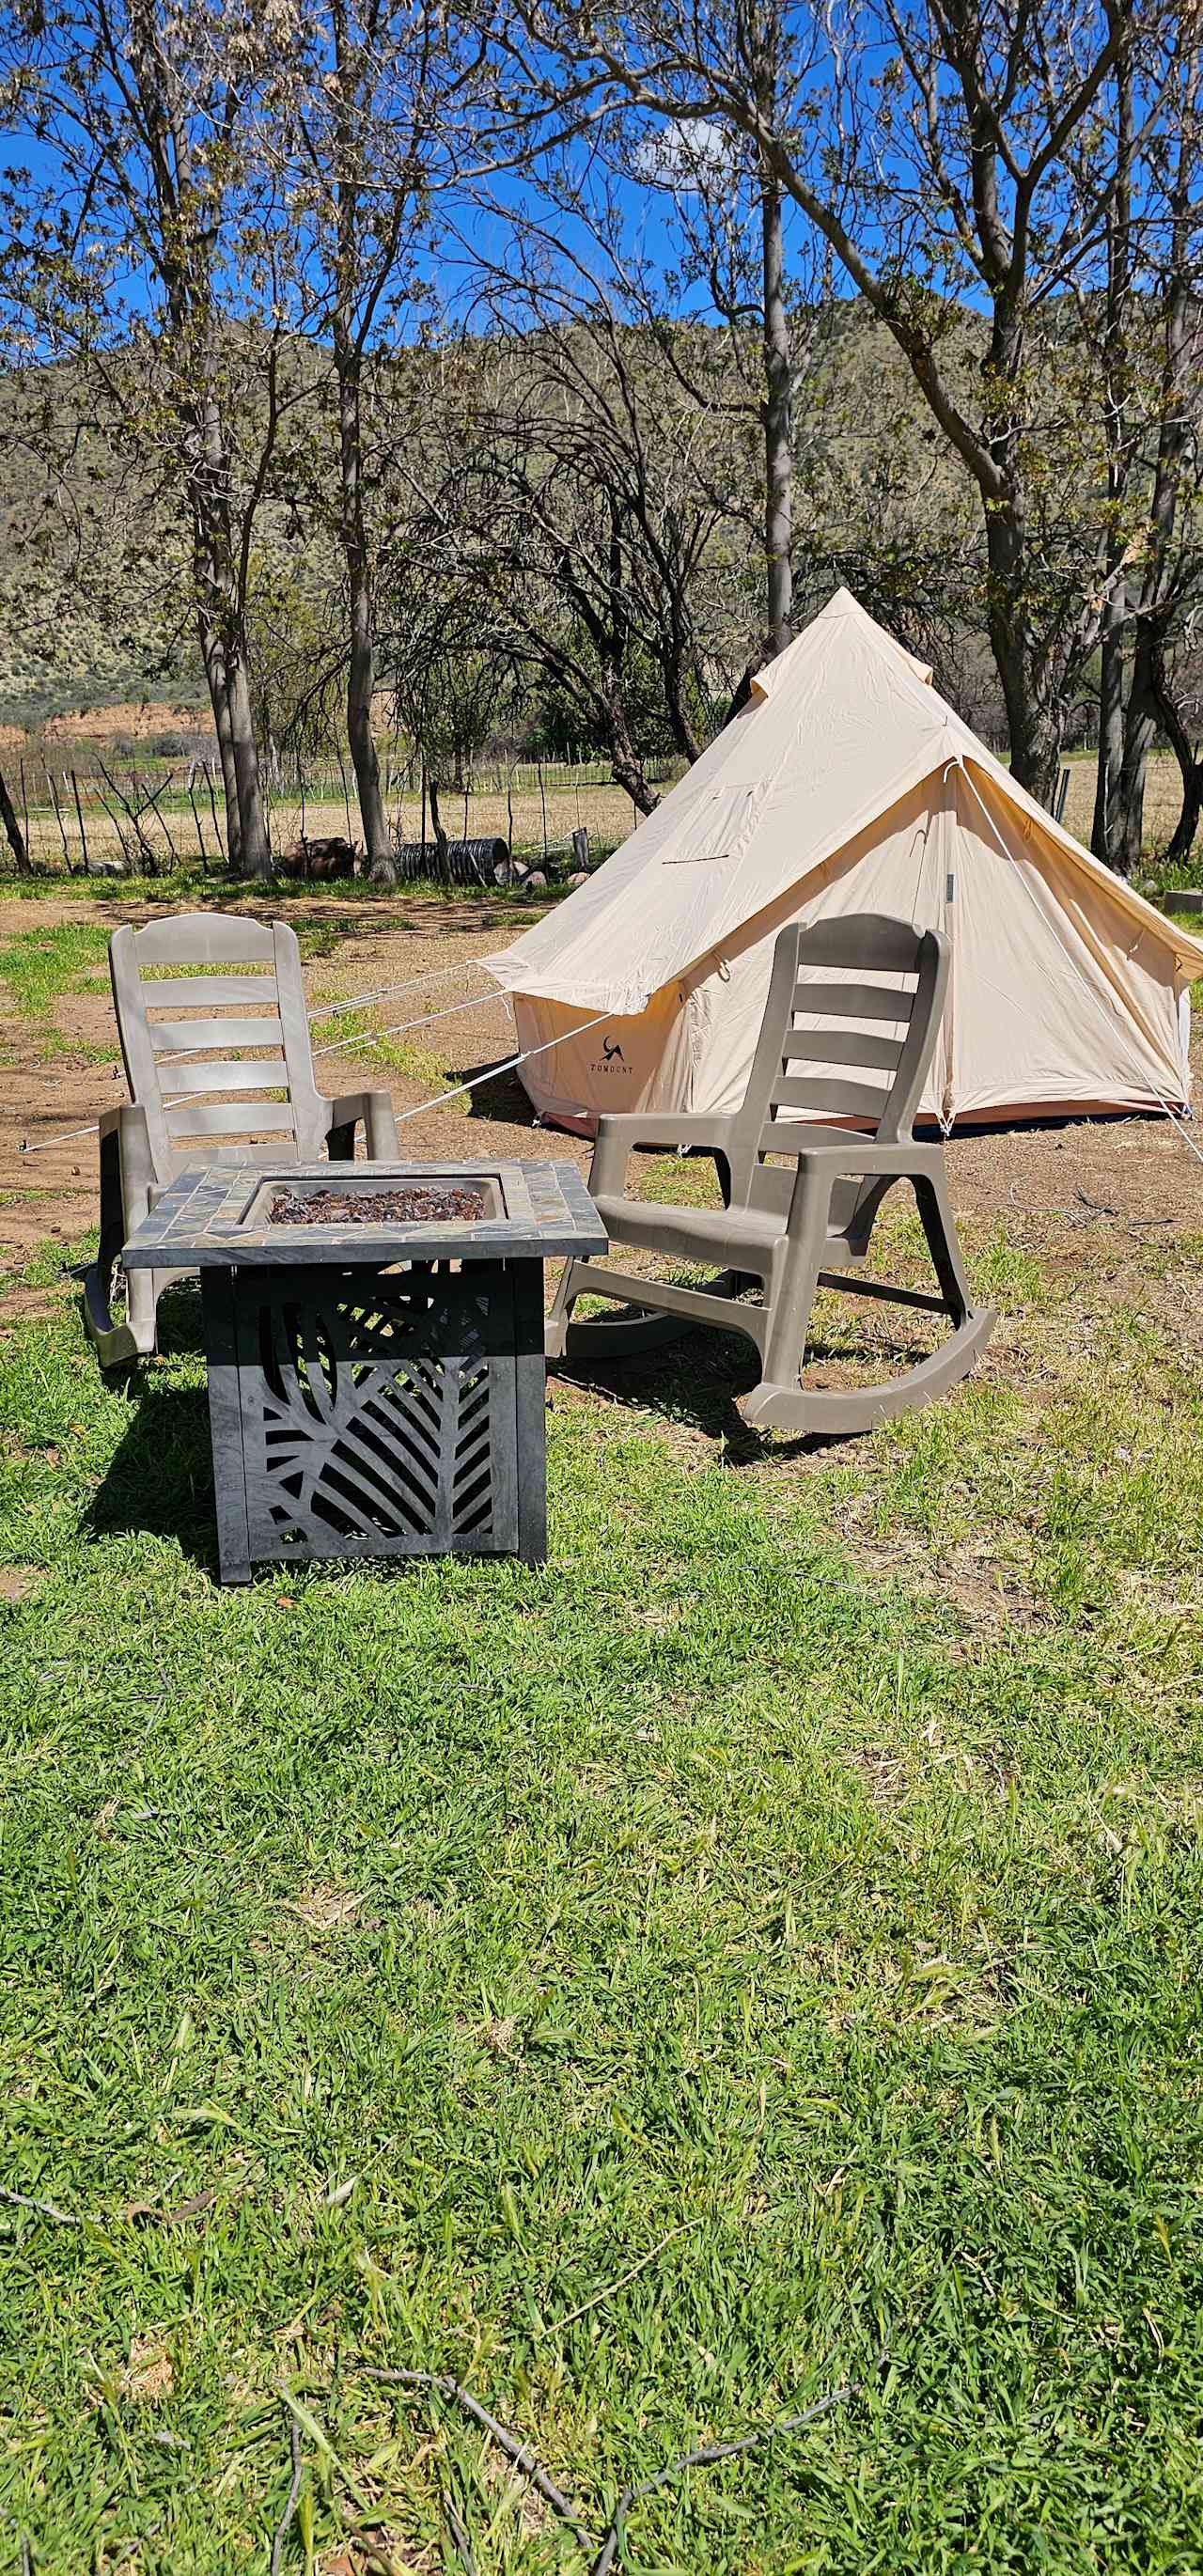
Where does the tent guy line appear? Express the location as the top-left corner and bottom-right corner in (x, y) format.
(17, 1002), (610, 1157)
(305, 960), (495, 1023)
(17, 962), (508, 1153)
(310, 985), (512, 1060)
(390, 1013), (613, 1124)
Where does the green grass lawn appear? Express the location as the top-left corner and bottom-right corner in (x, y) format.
(2, 1226), (1203, 2574)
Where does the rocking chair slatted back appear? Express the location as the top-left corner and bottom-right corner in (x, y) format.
(726, 914), (948, 1218)
(110, 913), (329, 1177)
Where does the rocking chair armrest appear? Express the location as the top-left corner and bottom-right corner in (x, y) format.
(778, 1130), (944, 1193)
(323, 1087), (400, 1159)
(590, 1112), (735, 1196)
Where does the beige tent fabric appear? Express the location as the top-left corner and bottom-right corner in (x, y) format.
(490, 589), (1203, 1131)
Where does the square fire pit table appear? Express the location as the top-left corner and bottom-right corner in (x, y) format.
(121, 1160), (606, 1583)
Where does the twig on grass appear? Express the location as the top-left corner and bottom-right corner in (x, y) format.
(531, 2220), (699, 2340)
(367, 2367), (595, 2549)
(445, 2497), (478, 2574)
(371, 2351), (874, 2573)
(0, 2183), (80, 2227)
(586, 2371), (867, 2576)
(1007, 1182), (1178, 1234)
(269, 2407), (304, 2576)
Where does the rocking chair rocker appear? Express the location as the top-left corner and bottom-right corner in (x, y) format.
(546, 914), (996, 1434)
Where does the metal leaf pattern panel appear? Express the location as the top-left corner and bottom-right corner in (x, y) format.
(232, 1262), (520, 1558)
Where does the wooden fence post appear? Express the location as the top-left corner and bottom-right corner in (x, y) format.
(70, 770), (89, 870)
(45, 767), (72, 870)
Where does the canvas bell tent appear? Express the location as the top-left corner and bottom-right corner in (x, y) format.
(487, 589), (1203, 1134)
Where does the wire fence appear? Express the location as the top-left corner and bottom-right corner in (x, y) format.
(0, 747), (683, 882)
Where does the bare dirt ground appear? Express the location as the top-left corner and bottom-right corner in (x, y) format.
(3, 890), (1201, 1335)
(0, 701), (203, 754)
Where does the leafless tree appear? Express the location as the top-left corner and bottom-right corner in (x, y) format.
(398, 220), (739, 807)
(496, 0), (1185, 810)
(0, 0), (301, 875)
(1079, 20), (1203, 869)
(267, 4), (477, 882)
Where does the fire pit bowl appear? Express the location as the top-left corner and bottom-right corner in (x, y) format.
(122, 1160), (606, 1581)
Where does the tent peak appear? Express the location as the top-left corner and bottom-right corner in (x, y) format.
(749, 587), (935, 705)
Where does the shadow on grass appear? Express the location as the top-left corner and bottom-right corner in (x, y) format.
(87, 1282), (219, 1569)
(552, 1307), (938, 1463)
(550, 1321), (795, 1464)
(88, 1374), (219, 1571)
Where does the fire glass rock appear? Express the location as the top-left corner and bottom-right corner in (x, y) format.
(268, 1183), (486, 1226)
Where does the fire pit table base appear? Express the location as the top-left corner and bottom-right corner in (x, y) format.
(201, 1257), (548, 1582)
(119, 1160), (607, 1582)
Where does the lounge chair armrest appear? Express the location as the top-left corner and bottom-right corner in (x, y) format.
(98, 1098), (150, 1143)
(590, 1112), (735, 1196)
(97, 1100), (155, 1221)
(83, 1101), (158, 1363)
(323, 1088), (400, 1159)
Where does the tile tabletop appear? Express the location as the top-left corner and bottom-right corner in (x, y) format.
(122, 1159), (609, 1270)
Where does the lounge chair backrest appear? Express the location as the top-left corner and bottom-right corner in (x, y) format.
(730, 915), (948, 1210)
(110, 913), (329, 1179)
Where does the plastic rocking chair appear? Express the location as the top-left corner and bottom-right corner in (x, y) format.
(546, 913), (996, 1435)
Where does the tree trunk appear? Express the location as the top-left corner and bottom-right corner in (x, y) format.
(1093, 37), (1133, 869)
(761, 172), (792, 659)
(1116, 627), (1157, 877)
(0, 766), (30, 873)
(659, 631), (703, 762)
(984, 515), (1062, 804)
(348, 592), (392, 882)
(427, 771), (450, 882)
(1092, 625), (1126, 865)
(225, 645), (272, 880)
(1150, 643), (1203, 876)
(198, 613), (242, 868)
(609, 749), (658, 816)
(1164, 760), (1203, 879)
(193, 358), (270, 878)
(192, 429), (269, 874)
(600, 661), (657, 814)
(337, 336), (393, 885)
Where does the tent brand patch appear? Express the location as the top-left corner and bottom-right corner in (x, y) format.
(590, 1037), (628, 1073)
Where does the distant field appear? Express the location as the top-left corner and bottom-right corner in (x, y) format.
(1057, 751), (1187, 860)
